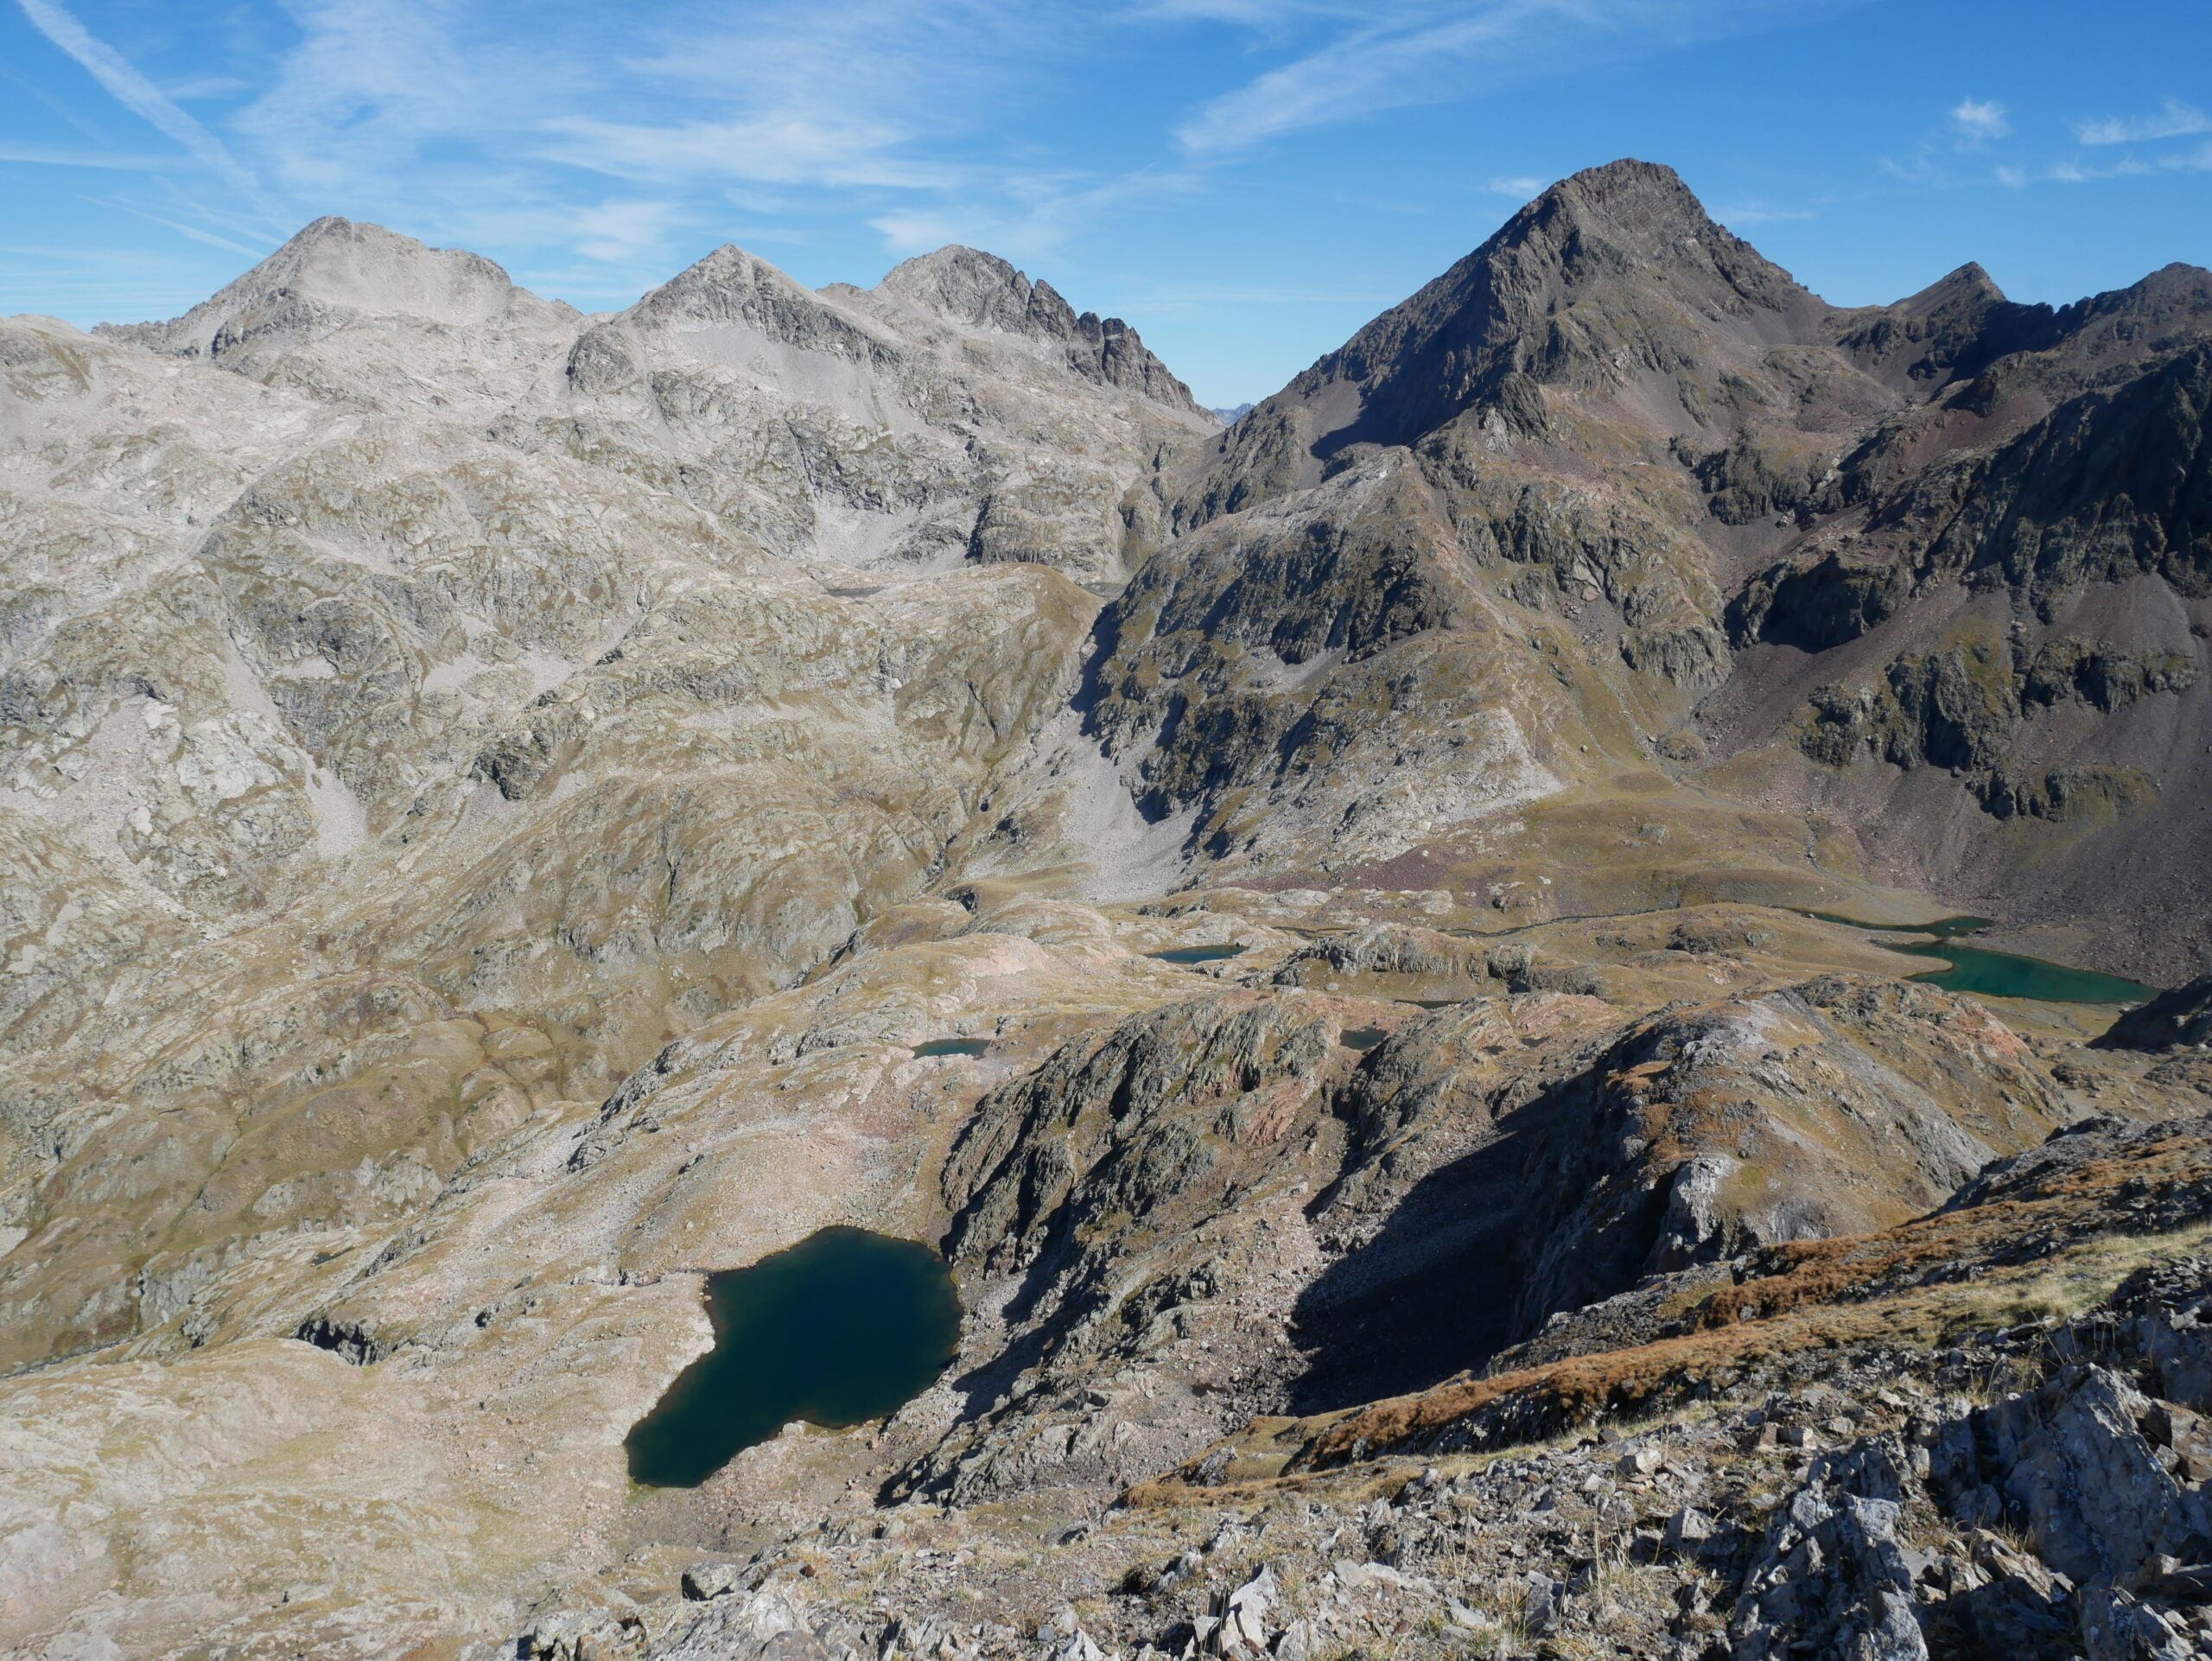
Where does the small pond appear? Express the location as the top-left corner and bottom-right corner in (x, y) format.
(1148, 944), (1247, 965)
(625, 1226), (961, 1489)
(1802, 913), (2156, 1005)
(912, 1038), (989, 1058)
(1340, 1027), (1388, 1051)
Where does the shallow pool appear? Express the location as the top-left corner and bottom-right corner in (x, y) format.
(624, 1226), (961, 1489)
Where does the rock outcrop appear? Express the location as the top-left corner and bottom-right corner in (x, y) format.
(2101, 971), (2212, 1052)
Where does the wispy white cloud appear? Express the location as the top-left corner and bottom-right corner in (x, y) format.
(2077, 98), (2210, 146)
(77, 194), (270, 257)
(159, 74), (256, 102)
(2049, 156), (2150, 183)
(1949, 98), (2011, 146)
(1487, 175), (1548, 197)
(572, 200), (678, 263)
(0, 142), (197, 170)
(1174, 0), (1840, 156)
(223, 0), (1084, 273)
(1126, 0), (1375, 35)
(13, 0), (280, 218)
(870, 166), (1201, 263)
(231, 0), (555, 200)
(541, 112), (956, 193)
(2048, 143), (2212, 183)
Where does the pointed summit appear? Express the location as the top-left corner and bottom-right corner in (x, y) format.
(1295, 159), (1816, 447)
(1834, 261), (2039, 391)
(1173, 159), (1830, 525)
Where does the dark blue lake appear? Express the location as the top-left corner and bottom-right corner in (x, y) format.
(625, 1226), (960, 1489)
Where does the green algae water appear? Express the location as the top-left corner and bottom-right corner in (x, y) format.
(625, 1226), (960, 1488)
(1802, 913), (2156, 1005)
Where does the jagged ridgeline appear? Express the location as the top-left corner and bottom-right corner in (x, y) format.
(0, 160), (2208, 1661)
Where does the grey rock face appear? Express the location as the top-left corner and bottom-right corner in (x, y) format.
(655, 1585), (829, 1661)
(1732, 1438), (1928, 1661)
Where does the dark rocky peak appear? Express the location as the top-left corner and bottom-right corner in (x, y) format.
(101, 216), (557, 359)
(1299, 159), (1817, 433)
(1837, 259), (2212, 409)
(2045, 261), (2212, 364)
(1833, 263), (2053, 393)
(875, 244), (1198, 410)
(1893, 261), (2008, 323)
(1897, 259), (2212, 426)
(1172, 160), (1843, 527)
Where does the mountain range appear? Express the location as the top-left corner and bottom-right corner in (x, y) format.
(2, 158), (2209, 1661)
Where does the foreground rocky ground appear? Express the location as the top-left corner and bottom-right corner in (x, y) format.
(4, 159), (2211, 1659)
(529, 1113), (2212, 1661)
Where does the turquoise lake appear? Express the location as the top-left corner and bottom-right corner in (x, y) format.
(625, 1226), (961, 1489)
(1802, 913), (2157, 1005)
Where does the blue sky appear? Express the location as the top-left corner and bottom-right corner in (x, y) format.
(3, 0), (2209, 407)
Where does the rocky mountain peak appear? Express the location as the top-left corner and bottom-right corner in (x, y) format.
(631, 242), (843, 329)
(611, 242), (906, 377)
(1907, 260), (2005, 309)
(2060, 259), (2212, 349)
(1832, 260), (2037, 391)
(1303, 157), (1814, 428)
(239, 216), (529, 323)
(874, 243), (1198, 410)
(874, 245), (1079, 337)
(1172, 158), (1828, 526)
(1511, 156), (1753, 270)
(101, 216), (551, 360)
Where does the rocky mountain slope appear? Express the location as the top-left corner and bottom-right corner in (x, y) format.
(0, 162), (2208, 1661)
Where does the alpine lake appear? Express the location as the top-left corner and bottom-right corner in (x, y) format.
(626, 1226), (961, 1489)
(1803, 913), (2158, 1005)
